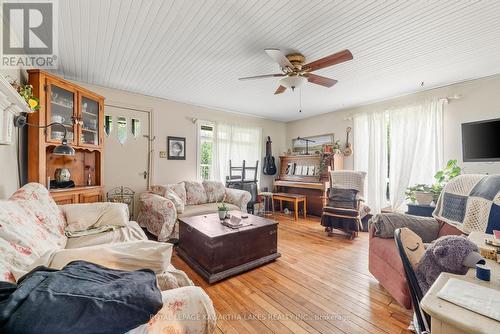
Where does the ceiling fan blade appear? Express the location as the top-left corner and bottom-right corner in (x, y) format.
(265, 49), (293, 70)
(238, 73), (284, 81)
(274, 85), (286, 94)
(304, 73), (338, 87)
(304, 49), (353, 72)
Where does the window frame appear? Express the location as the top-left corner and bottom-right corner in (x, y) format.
(196, 120), (215, 181)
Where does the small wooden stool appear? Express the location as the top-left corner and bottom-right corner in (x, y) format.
(258, 192), (275, 216)
(272, 193), (307, 221)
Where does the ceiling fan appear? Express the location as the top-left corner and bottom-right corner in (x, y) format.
(239, 49), (353, 94)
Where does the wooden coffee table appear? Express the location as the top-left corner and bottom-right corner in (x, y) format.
(176, 211), (281, 284)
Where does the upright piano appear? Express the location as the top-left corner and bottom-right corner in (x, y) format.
(273, 154), (343, 216)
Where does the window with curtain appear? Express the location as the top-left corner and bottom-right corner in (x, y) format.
(354, 99), (444, 213)
(214, 123), (262, 183)
(197, 122), (262, 183)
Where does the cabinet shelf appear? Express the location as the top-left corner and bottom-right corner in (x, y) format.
(81, 111), (98, 117)
(51, 101), (74, 109)
(28, 69), (105, 205)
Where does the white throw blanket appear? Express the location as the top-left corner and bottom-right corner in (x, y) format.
(61, 202), (129, 237)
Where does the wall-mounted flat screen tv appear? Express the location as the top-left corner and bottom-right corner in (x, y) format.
(462, 118), (500, 162)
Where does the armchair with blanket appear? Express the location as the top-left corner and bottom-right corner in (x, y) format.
(368, 174), (500, 309)
(138, 180), (251, 241)
(0, 183), (216, 333)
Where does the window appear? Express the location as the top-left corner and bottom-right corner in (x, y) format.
(198, 124), (214, 181)
(197, 121), (262, 182)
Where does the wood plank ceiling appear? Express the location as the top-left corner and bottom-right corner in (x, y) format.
(56, 0), (500, 122)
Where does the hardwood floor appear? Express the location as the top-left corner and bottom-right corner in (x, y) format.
(171, 213), (413, 334)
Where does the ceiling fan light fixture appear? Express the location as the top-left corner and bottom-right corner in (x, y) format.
(280, 75), (306, 89)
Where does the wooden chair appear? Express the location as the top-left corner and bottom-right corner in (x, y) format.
(226, 160), (259, 213)
(321, 171), (367, 239)
(227, 160), (259, 183)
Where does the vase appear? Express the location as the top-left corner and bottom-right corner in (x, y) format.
(218, 210), (227, 220)
(54, 168), (71, 183)
(415, 191), (434, 206)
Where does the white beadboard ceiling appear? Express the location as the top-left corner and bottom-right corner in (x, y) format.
(55, 0), (500, 122)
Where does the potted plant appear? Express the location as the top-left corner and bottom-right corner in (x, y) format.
(406, 159), (462, 205)
(432, 159), (462, 202)
(11, 81), (40, 112)
(217, 202), (228, 220)
(405, 184), (434, 205)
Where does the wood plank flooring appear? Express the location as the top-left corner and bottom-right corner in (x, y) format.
(171, 213), (413, 334)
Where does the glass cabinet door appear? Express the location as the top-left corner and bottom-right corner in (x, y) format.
(79, 96), (100, 146)
(47, 84), (76, 144)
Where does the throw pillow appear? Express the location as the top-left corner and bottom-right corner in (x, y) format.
(165, 189), (185, 214)
(184, 181), (208, 205)
(167, 182), (187, 204)
(61, 202), (129, 234)
(398, 227), (425, 269)
(202, 181), (226, 203)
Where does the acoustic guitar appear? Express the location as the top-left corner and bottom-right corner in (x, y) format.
(263, 136), (277, 175)
(344, 127), (353, 156)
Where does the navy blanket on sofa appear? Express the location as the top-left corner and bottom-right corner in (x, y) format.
(0, 260), (163, 334)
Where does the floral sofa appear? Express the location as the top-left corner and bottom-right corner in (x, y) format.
(138, 181), (251, 241)
(0, 183), (216, 333)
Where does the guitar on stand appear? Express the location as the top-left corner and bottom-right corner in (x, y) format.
(344, 127), (353, 156)
(263, 136), (277, 175)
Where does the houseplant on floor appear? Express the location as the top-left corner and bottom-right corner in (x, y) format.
(406, 159), (462, 205)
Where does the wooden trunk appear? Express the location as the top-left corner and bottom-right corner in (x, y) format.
(177, 212), (280, 283)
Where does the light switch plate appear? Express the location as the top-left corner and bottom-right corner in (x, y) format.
(159, 151), (167, 158)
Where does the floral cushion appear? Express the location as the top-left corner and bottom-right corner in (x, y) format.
(165, 189), (185, 214)
(0, 183), (67, 282)
(202, 181), (226, 203)
(184, 182), (208, 205)
(150, 183), (187, 205)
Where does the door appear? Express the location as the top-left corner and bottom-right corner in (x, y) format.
(78, 92), (102, 148)
(45, 78), (77, 145)
(104, 105), (151, 219)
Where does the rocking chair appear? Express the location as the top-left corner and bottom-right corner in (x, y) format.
(321, 171), (369, 239)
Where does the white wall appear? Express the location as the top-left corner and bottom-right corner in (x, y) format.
(2, 72), (498, 199)
(286, 75), (500, 175)
(76, 82), (287, 190)
(0, 69), (27, 199)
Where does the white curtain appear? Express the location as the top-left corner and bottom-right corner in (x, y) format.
(353, 111), (389, 214)
(389, 99), (444, 209)
(213, 123), (262, 183)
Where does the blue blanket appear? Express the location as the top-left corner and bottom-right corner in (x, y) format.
(0, 260), (163, 334)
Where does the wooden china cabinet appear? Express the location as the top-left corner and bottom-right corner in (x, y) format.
(27, 70), (105, 204)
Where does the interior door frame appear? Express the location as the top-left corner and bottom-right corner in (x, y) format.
(104, 101), (154, 189)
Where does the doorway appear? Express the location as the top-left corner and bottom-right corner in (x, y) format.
(103, 103), (153, 219)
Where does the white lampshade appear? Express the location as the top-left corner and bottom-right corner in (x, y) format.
(280, 75), (306, 89)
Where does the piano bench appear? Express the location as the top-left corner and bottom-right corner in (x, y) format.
(272, 193), (307, 221)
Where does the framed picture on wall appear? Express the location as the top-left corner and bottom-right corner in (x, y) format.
(167, 136), (186, 160)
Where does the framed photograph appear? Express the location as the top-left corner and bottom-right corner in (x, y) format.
(167, 136), (186, 160)
(292, 133), (334, 154)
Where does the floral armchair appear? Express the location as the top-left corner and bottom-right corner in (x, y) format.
(138, 181), (251, 241)
(0, 183), (216, 333)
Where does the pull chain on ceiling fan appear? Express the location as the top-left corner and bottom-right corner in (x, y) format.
(239, 48), (353, 94)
